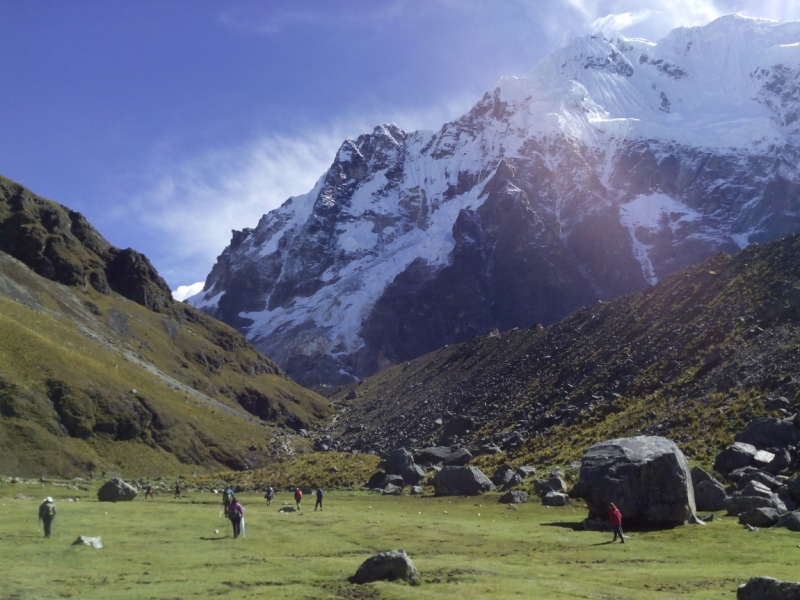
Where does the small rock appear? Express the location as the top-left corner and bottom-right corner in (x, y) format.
(278, 506), (297, 513)
(349, 549), (420, 586)
(72, 536), (103, 549)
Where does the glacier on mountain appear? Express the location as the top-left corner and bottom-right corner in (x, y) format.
(189, 15), (800, 385)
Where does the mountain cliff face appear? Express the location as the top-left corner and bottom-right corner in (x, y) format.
(190, 16), (800, 386)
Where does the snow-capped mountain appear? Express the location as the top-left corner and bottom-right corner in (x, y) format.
(189, 15), (800, 386)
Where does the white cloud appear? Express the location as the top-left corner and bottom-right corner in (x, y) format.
(172, 281), (205, 301)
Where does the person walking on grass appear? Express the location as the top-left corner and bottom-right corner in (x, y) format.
(174, 482), (182, 499)
(227, 496), (245, 538)
(222, 487), (233, 513)
(609, 503), (624, 543)
(314, 487), (324, 511)
(294, 487), (303, 510)
(38, 497), (56, 538)
(264, 485), (274, 507)
(144, 485), (154, 499)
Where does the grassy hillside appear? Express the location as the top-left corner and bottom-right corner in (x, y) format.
(327, 235), (800, 470)
(0, 177), (331, 478)
(3, 479), (798, 599)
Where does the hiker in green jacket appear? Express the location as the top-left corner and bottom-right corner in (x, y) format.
(38, 497), (57, 538)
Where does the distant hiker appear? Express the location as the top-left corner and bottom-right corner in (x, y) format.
(609, 503), (624, 543)
(144, 485), (154, 499)
(264, 485), (274, 507)
(294, 487), (303, 510)
(39, 474), (45, 485)
(38, 497), (57, 538)
(222, 488), (233, 512)
(174, 482), (181, 499)
(314, 487), (324, 511)
(227, 496), (245, 538)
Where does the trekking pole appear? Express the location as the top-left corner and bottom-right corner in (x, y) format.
(241, 517), (246, 539)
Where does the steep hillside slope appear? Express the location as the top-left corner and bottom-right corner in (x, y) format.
(189, 16), (800, 386)
(324, 235), (800, 466)
(0, 177), (330, 478)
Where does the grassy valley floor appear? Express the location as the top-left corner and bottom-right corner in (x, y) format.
(1, 480), (799, 599)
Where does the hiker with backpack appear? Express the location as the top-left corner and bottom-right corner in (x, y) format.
(144, 485), (154, 499)
(38, 497), (57, 538)
(222, 488), (233, 513)
(264, 485), (274, 507)
(294, 487), (303, 510)
(174, 482), (182, 499)
(227, 496), (245, 538)
(314, 487), (324, 511)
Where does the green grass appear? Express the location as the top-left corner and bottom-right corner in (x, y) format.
(2, 480), (798, 599)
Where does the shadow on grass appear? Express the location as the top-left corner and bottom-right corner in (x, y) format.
(540, 521), (585, 531)
(199, 536), (228, 541)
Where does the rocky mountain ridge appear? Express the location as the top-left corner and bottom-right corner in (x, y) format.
(190, 15), (800, 386)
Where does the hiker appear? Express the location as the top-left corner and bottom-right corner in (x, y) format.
(264, 485), (274, 507)
(294, 487), (303, 510)
(174, 482), (181, 499)
(314, 487), (324, 511)
(38, 497), (57, 538)
(222, 488), (233, 512)
(227, 496), (245, 538)
(609, 503), (624, 543)
(144, 485), (154, 499)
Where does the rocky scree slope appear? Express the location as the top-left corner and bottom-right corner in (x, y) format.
(322, 234), (800, 466)
(0, 177), (330, 477)
(190, 15), (800, 386)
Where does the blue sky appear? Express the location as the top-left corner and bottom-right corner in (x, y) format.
(2, 0), (799, 297)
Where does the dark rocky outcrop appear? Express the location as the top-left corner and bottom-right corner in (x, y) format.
(735, 417), (799, 451)
(542, 491), (570, 506)
(349, 549), (420, 586)
(385, 448), (414, 475)
(694, 479), (727, 512)
(574, 436), (696, 527)
(714, 443), (759, 478)
(432, 466), (495, 496)
(443, 448), (473, 467)
(737, 576), (800, 600)
(737, 507), (785, 527)
(499, 490), (528, 503)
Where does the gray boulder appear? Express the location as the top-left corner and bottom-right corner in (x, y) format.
(547, 475), (568, 493)
(763, 448), (793, 474)
(365, 472), (404, 490)
(499, 490), (528, 504)
(737, 576), (800, 600)
(694, 479), (727, 512)
(737, 507), (785, 527)
(735, 470), (783, 491)
(574, 436), (697, 527)
(753, 450), (776, 469)
(432, 466), (495, 496)
(738, 481), (775, 500)
(410, 486), (423, 496)
(515, 465), (536, 478)
(414, 446), (452, 464)
(502, 474), (524, 491)
(385, 448), (415, 475)
(690, 466), (720, 487)
(724, 495), (785, 516)
(736, 417), (799, 451)
(97, 478), (138, 502)
(542, 491), (570, 506)
(441, 415), (474, 440)
(382, 484), (403, 496)
(728, 467), (759, 484)
(776, 510), (800, 531)
(491, 464), (514, 486)
(788, 474), (800, 502)
(714, 442), (758, 478)
(349, 549), (420, 586)
(443, 448), (473, 467)
(278, 506), (297, 513)
(533, 478), (555, 496)
(401, 465), (426, 486)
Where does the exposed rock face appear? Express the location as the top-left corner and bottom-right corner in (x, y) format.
(735, 417), (799, 451)
(737, 576), (800, 600)
(349, 549), (421, 586)
(575, 436), (697, 527)
(97, 478), (138, 502)
(432, 466), (495, 496)
(188, 17), (800, 386)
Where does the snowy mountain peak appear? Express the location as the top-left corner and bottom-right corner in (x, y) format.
(190, 16), (800, 386)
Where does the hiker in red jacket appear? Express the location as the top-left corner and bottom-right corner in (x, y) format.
(294, 487), (303, 510)
(609, 503), (624, 543)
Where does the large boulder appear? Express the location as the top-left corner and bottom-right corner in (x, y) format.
(349, 549), (420, 586)
(502, 474), (524, 491)
(414, 446), (451, 465)
(694, 480), (727, 512)
(365, 472), (404, 490)
(737, 507), (785, 527)
(574, 436), (697, 527)
(385, 448), (414, 475)
(432, 466), (495, 496)
(776, 511), (800, 531)
(724, 495), (785, 516)
(499, 490), (528, 504)
(735, 470), (783, 491)
(515, 465), (536, 478)
(547, 475), (568, 493)
(443, 448), (473, 467)
(440, 415), (474, 440)
(401, 465), (426, 486)
(542, 491), (570, 506)
(97, 478), (138, 502)
(690, 466), (719, 487)
(491, 464), (516, 487)
(737, 576), (800, 600)
(787, 474), (800, 502)
(714, 442), (758, 478)
(738, 480), (777, 500)
(735, 417), (799, 451)
(382, 484), (403, 496)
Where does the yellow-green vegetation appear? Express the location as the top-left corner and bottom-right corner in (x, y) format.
(0, 237), (329, 478)
(330, 235), (800, 470)
(3, 479), (799, 599)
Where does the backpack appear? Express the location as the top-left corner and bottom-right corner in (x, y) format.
(229, 503), (243, 519)
(41, 502), (55, 518)
(223, 490), (231, 503)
